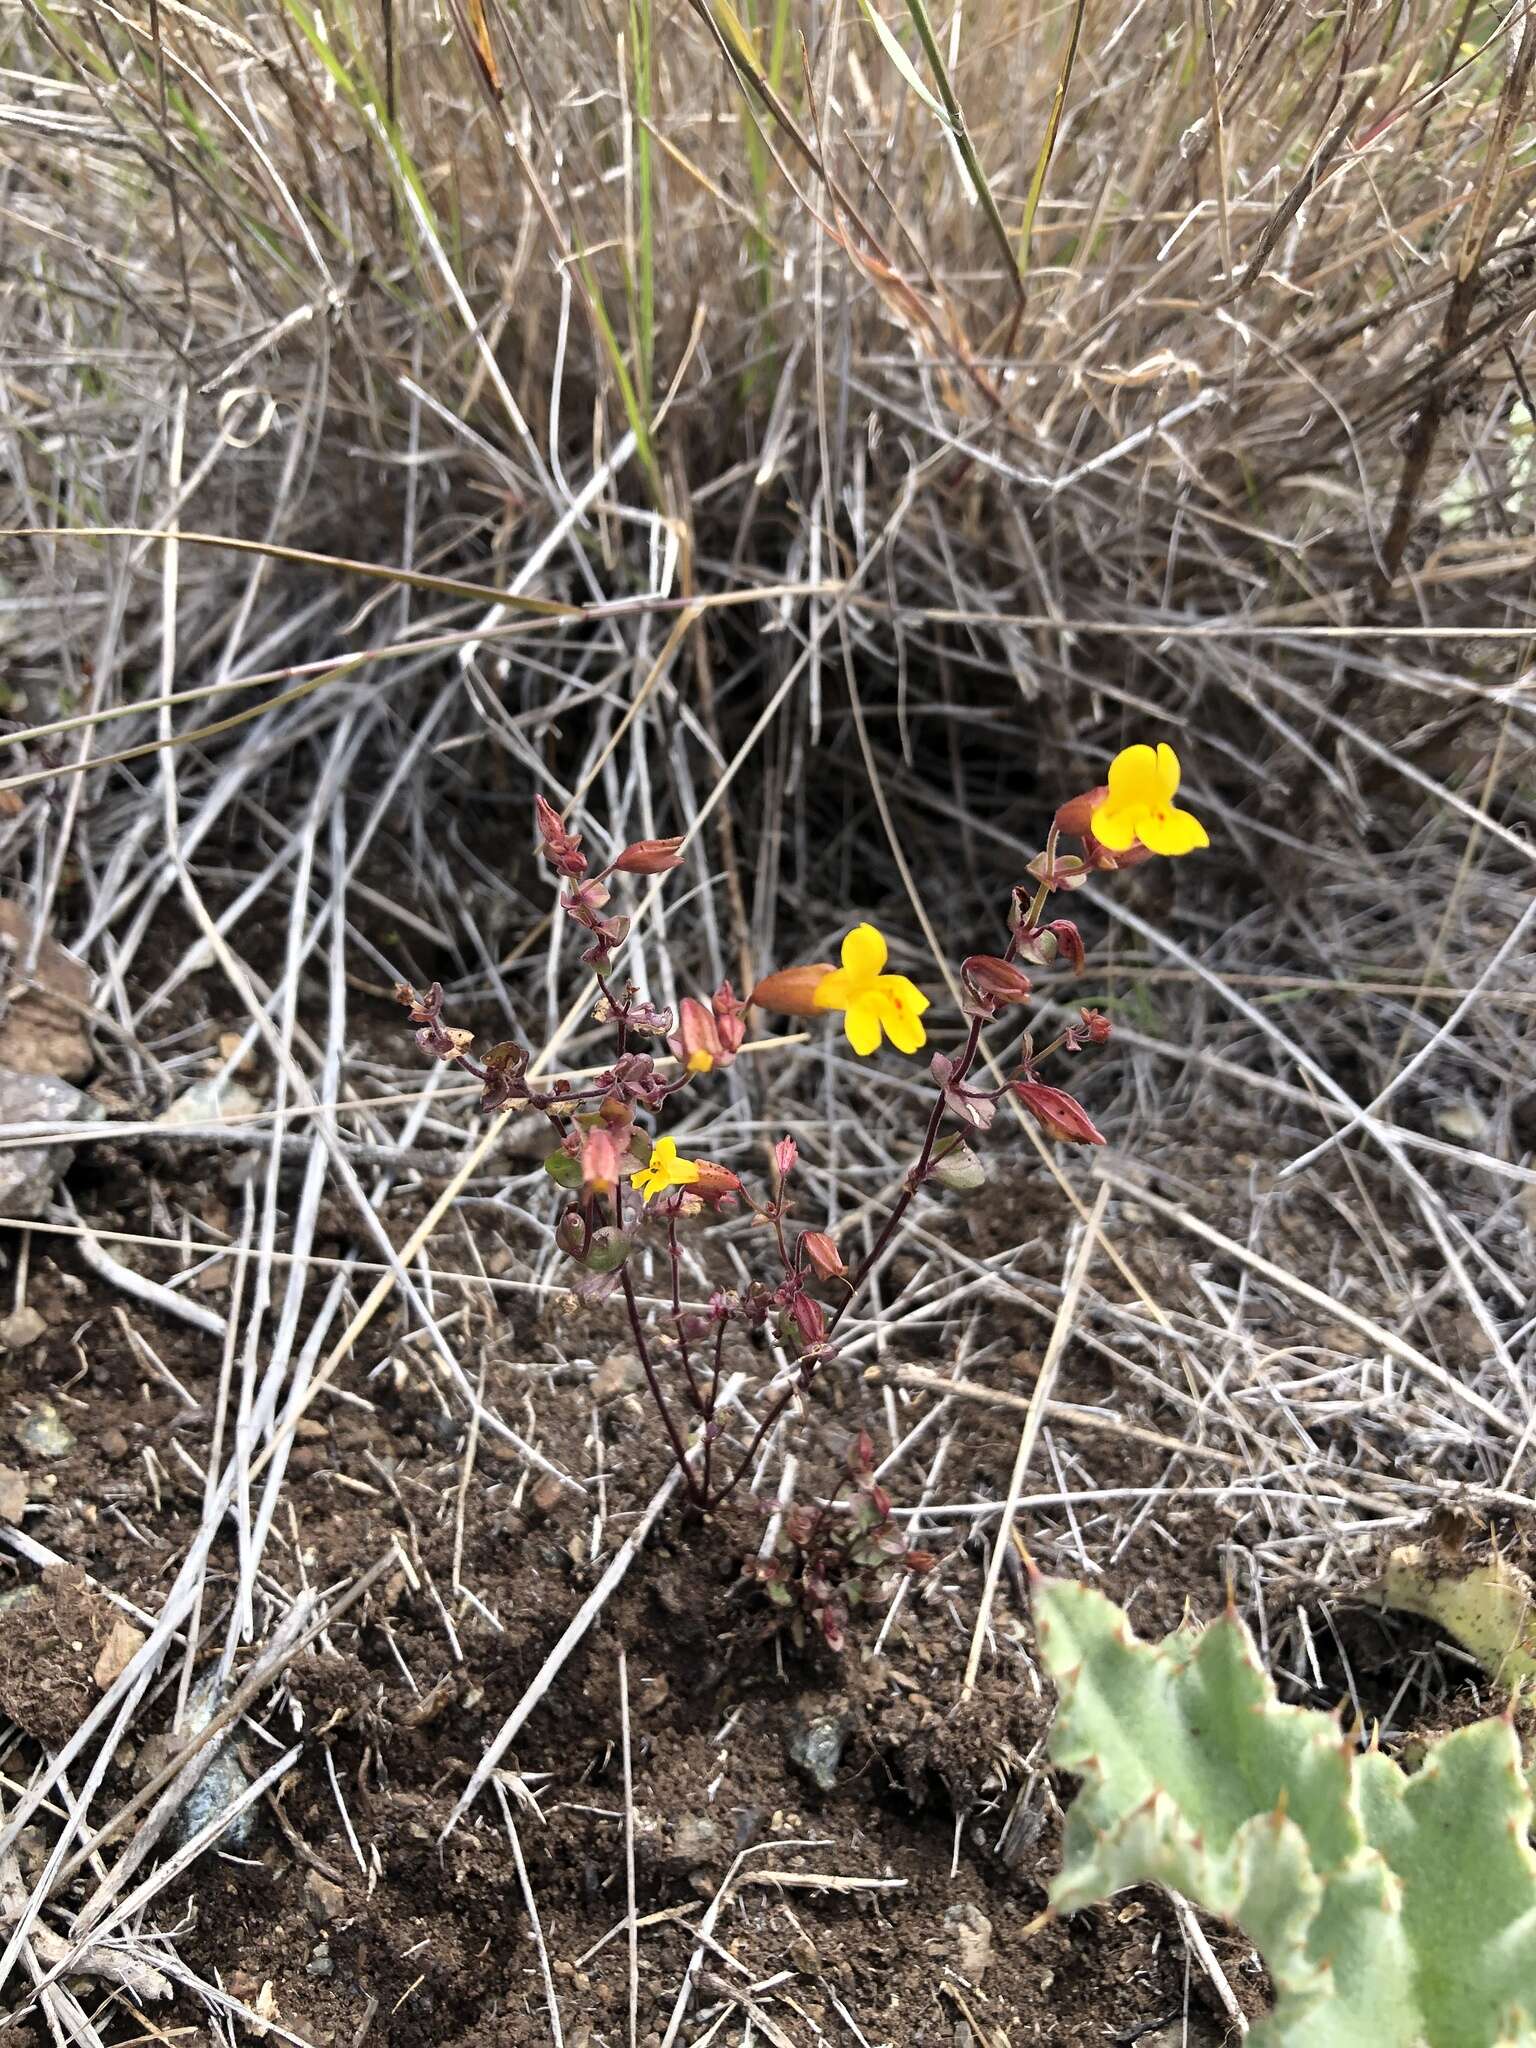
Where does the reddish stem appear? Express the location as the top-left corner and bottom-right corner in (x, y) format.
(619, 1263), (701, 1503)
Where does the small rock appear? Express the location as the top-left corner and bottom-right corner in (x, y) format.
(0, 1069), (105, 1218)
(17, 1401), (75, 1459)
(672, 1815), (723, 1868)
(592, 1350), (642, 1400)
(532, 1475), (565, 1514)
(217, 1032), (255, 1072)
(98, 1426), (130, 1462)
(0, 1464), (27, 1523)
(156, 1078), (263, 1128)
(788, 1932), (821, 1975)
(172, 1672), (258, 1850)
(0, 1306), (46, 1350)
(942, 1900), (993, 1984)
(93, 1617), (147, 1691)
(1437, 1101), (1486, 1143)
(786, 1711), (853, 1794)
(305, 1943), (333, 1980)
(304, 1870), (347, 1924)
(0, 901), (96, 1080)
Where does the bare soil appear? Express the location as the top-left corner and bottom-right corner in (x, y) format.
(0, 1131), (1268, 2047)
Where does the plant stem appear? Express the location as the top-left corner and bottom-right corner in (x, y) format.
(619, 1262), (700, 1501)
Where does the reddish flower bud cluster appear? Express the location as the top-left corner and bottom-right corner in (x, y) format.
(393, 980), (473, 1061)
(534, 794), (588, 879)
(667, 982), (747, 1074)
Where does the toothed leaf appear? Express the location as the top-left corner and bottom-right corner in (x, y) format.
(1033, 1576), (1536, 2048)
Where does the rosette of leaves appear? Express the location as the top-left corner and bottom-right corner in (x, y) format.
(746, 1434), (935, 1652)
(1032, 1575), (1536, 2046)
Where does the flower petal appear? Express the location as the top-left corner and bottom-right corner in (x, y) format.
(844, 994), (884, 1056)
(880, 974), (930, 1018)
(670, 1155), (701, 1186)
(879, 991), (927, 1056)
(813, 967), (859, 1010)
(1138, 804), (1209, 855)
(1155, 742), (1181, 799)
(840, 922), (888, 979)
(1105, 744), (1161, 806)
(650, 1137), (677, 1173)
(1089, 797), (1139, 851)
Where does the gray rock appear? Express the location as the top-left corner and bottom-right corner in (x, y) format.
(786, 1711), (853, 1793)
(0, 1070), (104, 1218)
(155, 1078), (262, 1128)
(172, 1672), (257, 1850)
(16, 1401), (75, 1458)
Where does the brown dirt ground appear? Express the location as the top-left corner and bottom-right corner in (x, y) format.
(0, 1124), (1283, 2048)
(6, 909), (1506, 2048)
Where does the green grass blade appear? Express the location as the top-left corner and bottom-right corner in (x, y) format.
(1019, 0), (1087, 278)
(889, 0), (1024, 307)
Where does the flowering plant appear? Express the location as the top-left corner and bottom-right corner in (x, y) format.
(397, 748), (1205, 1547)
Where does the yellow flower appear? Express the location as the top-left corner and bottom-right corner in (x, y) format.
(1090, 743), (1209, 857)
(632, 1134), (701, 1204)
(814, 923), (931, 1057)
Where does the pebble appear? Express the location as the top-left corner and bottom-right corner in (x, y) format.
(305, 1870), (347, 1924)
(0, 902), (96, 1080)
(0, 1465), (27, 1522)
(942, 1900), (993, 1984)
(155, 1077), (263, 1127)
(592, 1349), (643, 1399)
(0, 1069), (105, 1217)
(16, 1401), (75, 1459)
(0, 1307), (47, 1350)
(98, 1426), (130, 1462)
(93, 1616), (147, 1691)
(172, 1672), (257, 1850)
(672, 1814), (723, 1868)
(786, 1711), (853, 1793)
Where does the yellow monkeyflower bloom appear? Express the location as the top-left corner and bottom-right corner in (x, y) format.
(1090, 743), (1209, 857)
(814, 923), (931, 1057)
(632, 1135), (701, 1204)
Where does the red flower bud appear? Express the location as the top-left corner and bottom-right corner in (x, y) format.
(789, 1291), (827, 1348)
(534, 794), (587, 876)
(610, 836), (685, 875)
(1054, 786), (1107, 840)
(1013, 1081), (1106, 1146)
(581, 1126), (622, 1193)
(962, 954), (1033, 1006)
(801, 1230), (847, 1282)
(774, 1135), (798, 1179)
(668, 996), (725, 1074)
(1079, 1007), (1112, 1044)
(692, 1160), (742, 1208)
(711, 980), (748, 1056)
(749, 963), (835, 1017)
